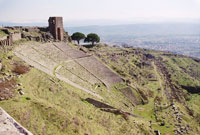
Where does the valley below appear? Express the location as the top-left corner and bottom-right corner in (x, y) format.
(67, 23), (200, 58)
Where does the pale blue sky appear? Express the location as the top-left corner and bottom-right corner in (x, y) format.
(0, 0), (200, 26)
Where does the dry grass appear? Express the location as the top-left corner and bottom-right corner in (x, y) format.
(12, 62), (30, 75)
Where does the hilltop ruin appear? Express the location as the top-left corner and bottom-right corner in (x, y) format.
(0, 17), (71, 46)
(48, 17), (64, 41)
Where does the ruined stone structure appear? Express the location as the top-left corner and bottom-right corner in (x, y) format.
(48, 17), (64, 41)
(0, 32), (22, 46)
(0, 17), (69, 45)
(0, 35), (12, 46)
(12, 32), (22, 41)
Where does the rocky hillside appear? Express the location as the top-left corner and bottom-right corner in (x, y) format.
(0, 40), (200, 135)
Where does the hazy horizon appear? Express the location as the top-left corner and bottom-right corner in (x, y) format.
(66, 23), (200, 58)
(0, 0), (200, 27)
(0, 0), (199, 58)
(0, 20), (200, 28)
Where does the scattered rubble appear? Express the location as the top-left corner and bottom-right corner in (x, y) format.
(154, 59), (182, 101)
(18, 89), (24, 95)
(154, 130), (161, 135)
(0, 79), (16, 100)
(0, 61), (2, 71)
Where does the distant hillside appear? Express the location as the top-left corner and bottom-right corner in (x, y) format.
(66, 23), (200, 36)
(66, 23), (200, 58)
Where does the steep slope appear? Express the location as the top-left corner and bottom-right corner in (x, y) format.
(0, 41), (200, 135)
(0, 41), (152, 135)
(89, 44), (200, 134)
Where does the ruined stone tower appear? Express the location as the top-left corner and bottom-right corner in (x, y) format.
(48, 17), (64, 41)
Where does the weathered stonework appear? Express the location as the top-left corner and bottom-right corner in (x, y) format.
(12, 32), (22, 41)
(48, 17), (64, 41)
(0, 17), (70, 45)
(0, 32), (22, 46)
(0, 107), (33, 135)
(0, 35), (12, 46)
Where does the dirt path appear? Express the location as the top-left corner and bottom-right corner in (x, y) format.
(14, 50), (104, 100)
(152, 62), (166, 100)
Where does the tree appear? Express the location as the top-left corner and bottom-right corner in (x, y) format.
(71, 32), (85, 44)
(84, 33), (100, 46)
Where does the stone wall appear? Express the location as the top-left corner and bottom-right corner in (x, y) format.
(0, 107), (33, 135)
(48, 17), (64, 41)
(23, 27), (40, 32)
(0, 16), (70, 43)
(0, 33), (21, 46)
(0, 36), (12, 46)
(12, 32), (22, 41)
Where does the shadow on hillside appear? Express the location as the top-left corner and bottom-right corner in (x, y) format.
(181, 85), (200, 94)
(85, 98), (115, 109)
(84, 98), (143, 119)
(82, 44), (95, 48)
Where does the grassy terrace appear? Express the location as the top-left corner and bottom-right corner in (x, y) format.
(90, 44), (200, 134)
